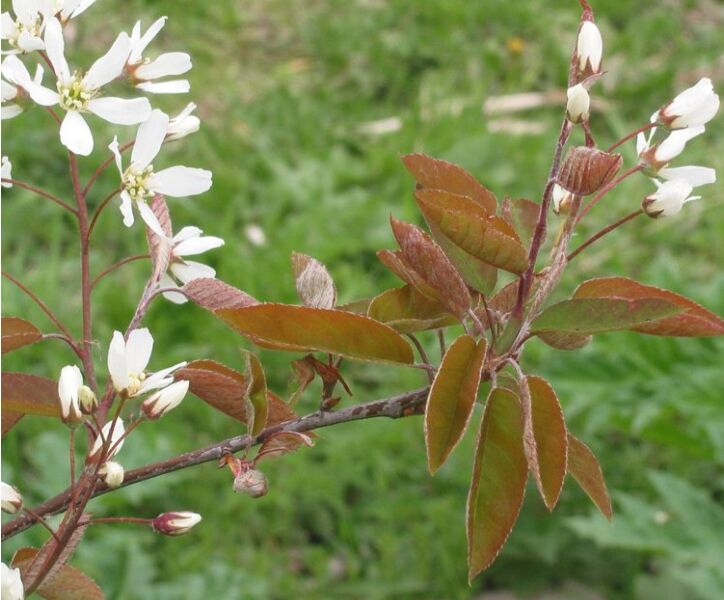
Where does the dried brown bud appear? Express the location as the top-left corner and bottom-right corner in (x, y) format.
(557, 146), (622, 196)
(233, 468), (268, 498)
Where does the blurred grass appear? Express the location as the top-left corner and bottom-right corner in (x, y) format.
(1, 0), (723, 598)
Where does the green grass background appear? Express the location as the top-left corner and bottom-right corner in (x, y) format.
(2, 0), (723, 598)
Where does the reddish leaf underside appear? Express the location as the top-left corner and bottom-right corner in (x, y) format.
(2, 410), (24, 436)
(182, 278), (258, 310)
(567, 433), (613, 520)
(291, 252), (337, 309)
(1, 317), (42, 354)
(425, 335), (487, 474)
(367, 285), (457, 333)
(531, 297), (684, 335)
(254, 431), (315, 465)
(244, 352), (269, 436)
(175, 360), (296, 427)
(573, 276), (724, 337)
(377, 249), (443, 301)
(416, 189), (529, 275)
(1, 373), (60, 419)
(520, 376), (568, 511)
(215, 304), (414, 365)
(467, 387), (527, 580)
(390, 217), (472, 320)
(401, 153), (498, 214)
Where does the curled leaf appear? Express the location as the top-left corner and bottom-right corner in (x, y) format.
(377, 249), (441, 301)
(291, 252), (337, 309)
(254, 431), (315, 465)
(243, 352), (268, 436)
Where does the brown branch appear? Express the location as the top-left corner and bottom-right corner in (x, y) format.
(576, 163), (644, 224)
(91, 254), (149, 290)
(2, 387), (429, 540)
(568, 209), (643, 261)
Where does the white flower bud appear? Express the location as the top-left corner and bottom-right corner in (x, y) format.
(99, 461), (125, 488)
(233, 468), (268, 498)
(643, 179), (699, 218)
(166, 103), (200, 141)
(552, 184), (574, 215)
(1, 562), (24, 600)
(87, 419), (125, 462)
(1, 156), (12, 188)
(152, 511), (202, 536)
(78, 385), (98, 414)
(654, 78), (720, 129)
(58, 365), (84, 424)
(638, 127), (705, 171)
(142, 380), (189, 419)
(566, 84), (590, 123)
(576, 21), (603, 74)
(1, 481), (23, 514)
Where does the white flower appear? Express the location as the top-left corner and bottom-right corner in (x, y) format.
(659, 166), (716, 188)
(1, 156), (12, 187)
(99, 461), (124, 488)
(576, 20), (602, 74)
(142, 380), (189, 419)
(1, 481), (23, 514)
(152, 511), (202, 535)
(1, 0), (48, 54)
(166, 102), (199, 141)
(126, 17), (191, 94)
(159, 226), (224, 303)
(88, 418), (125, 460)
(566, 84), (590, 123)
(1, 562), (24, 600)
(107, 328), (186, 396)
(552, 183), (573, 214)
(1, 56), (47, 119)
(643, 179), (700, 218)
(637, 126), (705, 168)
(22, 18), (151, 155)
(110, 109), (212, 235)
(58, 365), (84, 422)
(653, 78), (720, 129)
(55, 0), (97, 23)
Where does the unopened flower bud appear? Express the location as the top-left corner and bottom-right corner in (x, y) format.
(99, 461), (125, 488)
(566, 84), (590, 123)
(642, 179), (699, 218)
(653, 78), (719, 130)
(78, 385), (98, 414)
(141, 380), (189, 420)
(552, 184), (574, 215)
(233, 468), (268, 498)
(152, 511), (202, 536)
(576, 20), (603, 75)
(58, 365), (84, 425)
(558, 146), (622, 196)
(87, 419), (125, 463)
(1, 481), (23, 514)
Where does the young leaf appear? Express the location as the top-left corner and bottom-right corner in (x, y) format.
(291, 252), (337, 309)
(175, 360), (296, 426)
(416, 189), (529, 274)
(390, 217), (472, 320)
(531, 298), (683, 335)
(1, 317), (42, 354)
(567, 433), (613, 520)
(254, 431), (315, 465)
(467, 387), (527, 580)
(425, 335), (487, 474)
(573, 276), (724, 337)
(182, 278), (258, 310)
(368, 285), (457, 333)
(401, 153), (497, 214)
(243, 351), (269, 437)
(377, 249), (441, 301)
(1, 373), (60, 418)
(520, 376), (567, 511)
(215, 304), (415, 365)
(537, 330), (592, 351)
(501, 197), (540, 247)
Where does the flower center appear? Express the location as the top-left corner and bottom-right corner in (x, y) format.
(58, 72), (98, 112)
(122, 165), (154, 201)
(127, 372), (146, 397)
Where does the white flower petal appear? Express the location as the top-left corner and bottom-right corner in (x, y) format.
(44, 17), (70, 82)
(160, 273), (188, 304)
(174, 235), (224, 257)
(84, 32), (131, 89)
(119, 190), (135, 227)
(137, 200), (166, 237)
(139, 361), (187, 394)
(125, 328), (153, 375)
(655, 125), (705, 163)
(135, 52), (191, 79)
(69, 0), (97, 19)
(171, 260), (216, 284)
(130, 16), (167, 62)
(22, 79), (60, 106)
(1, 104), (22, 119)
(58, 365), (82, 418)
(1, 54), (30, 83)
(131, 109), (168, 169)
(172, 225), (203, 243)
(149, 166), (212, 197)
(659, 166), (716, 188)
(1, 13), (15, 40)
(109, 136), (123, 175)
(136, 80), (190, 94)
(108, 330), (129, 391)
(17, 30), (45, 52)
(60, 110), (93, 155)
(87, 96), (151, 125)
(90, 418), (125, 458)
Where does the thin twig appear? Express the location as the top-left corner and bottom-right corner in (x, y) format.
(91, 254), (149, 290)
(22, 508), (61, 544)
(1, 178), (76, 213)
(87, 187), (121, 238)
(405, 334), (433, 383)
(89, 517), (151, 526)
(607, 122), (656, 153)
(576, 163), (643, 223)
(568, 209), (643, 261)
(82, 142), (133, 197)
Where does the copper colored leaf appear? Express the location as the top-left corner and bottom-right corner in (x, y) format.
(537, 330), (592, 351)
(377, 249), (441, 301)
(215, 304), (414, 365)
(557, 146), (622, 196)
(368, 286), (457, 333)
(289, 357), (316, 406)
(567, 433), (613, 520)
(501, 197), (540, 247)
(182, 278), (258, 310)
(176, 360), (296, 427)
(291, 252), (337, 309)
(467, 387), (527, 580)
(416, 189), (529, 274)
(520, 376), (567, 511)
(254, 431), (315, 464)
(146, 194), (172, 281)
(573, 277), (724, 337)
(2, 373), (60, 418)
(244, 352), (268, 437)
(425, 335), (487, 474)
(337, 298), (371, 314)
(2, 410), (24, 436)
(401, 153), (497, 213)
(2, 317), (42, 354)
(390, 217), (472, 320)
(531, 298), (683, 335)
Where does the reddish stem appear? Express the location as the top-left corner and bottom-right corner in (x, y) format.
(91, 254), (150, 290)
(607, 122), (656, 153)
(567, 209), (643, 261)
(82, 141), (133, 198)
(576, 163), (644, 224)
(2, 178), (76, 213)
(87, 188), (121, 238)
(89, 517), (151, 526)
